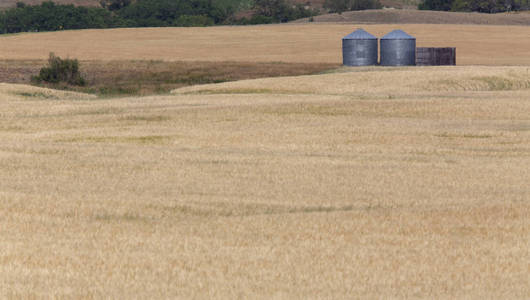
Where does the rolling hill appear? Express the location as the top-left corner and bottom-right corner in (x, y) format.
(1, 65), (529, 298)
(0, 4), (529, 297)
(294, 8), (530, 25)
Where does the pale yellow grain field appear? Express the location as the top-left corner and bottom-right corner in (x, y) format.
(0, 24), (529, 65)
(0, 63), (529, 298)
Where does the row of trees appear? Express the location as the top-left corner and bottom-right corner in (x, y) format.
(0, 0), (231, 33)
(114, 0), (233, 27)
(0, 2), (117, 33)
(419, 0), (530, 12)
(0, 0), (321, 33)
(6, 0), (523, 34)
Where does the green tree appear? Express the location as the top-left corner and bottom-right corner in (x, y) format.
(32, 53), (86, 86)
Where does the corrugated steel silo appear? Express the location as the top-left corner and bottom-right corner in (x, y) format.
(380, 29), (416, 66)
(342, 28), (378, 66)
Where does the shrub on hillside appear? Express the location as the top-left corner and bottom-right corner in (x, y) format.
(32, 53), (86, 86)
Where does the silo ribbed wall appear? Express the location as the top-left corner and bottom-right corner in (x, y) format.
(342, 39), (378, 66)
(380, 39), (416, 66)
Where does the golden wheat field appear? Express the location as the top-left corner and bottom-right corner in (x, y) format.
(0, 23), (529, 65)
(0, 62), (529, 297)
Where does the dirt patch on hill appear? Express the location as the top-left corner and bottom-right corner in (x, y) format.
(294, 9), (530, 25)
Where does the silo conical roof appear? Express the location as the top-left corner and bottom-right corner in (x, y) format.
(343, 28), (377, 40)
(381, 29), (415, 40)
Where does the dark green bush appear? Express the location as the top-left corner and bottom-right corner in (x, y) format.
(32, 53), (86, 86)
(174, 15), (215, 27)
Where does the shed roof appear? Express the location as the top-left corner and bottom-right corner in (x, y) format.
(381, 29), (415, 40)
(343, 28), (377, 40)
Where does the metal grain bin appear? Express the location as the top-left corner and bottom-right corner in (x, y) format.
(380, 30), (416, 66)
(342, 28), (378, 66)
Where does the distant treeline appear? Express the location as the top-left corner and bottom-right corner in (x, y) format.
(419, 0), (529, 12)
(0, 2), (116, 33)
(0, 0), (317, 33)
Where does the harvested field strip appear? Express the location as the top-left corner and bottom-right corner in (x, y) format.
(0, 24), (529, 65)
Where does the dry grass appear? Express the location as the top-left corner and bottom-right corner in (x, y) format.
(296, 9), (530, 25)
(0, 24), (529, 65)
(0, 59), (337, 96)
(174, 65), (530, 95)
(0, 66), (528, 298)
